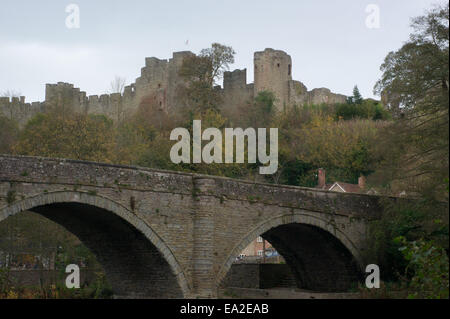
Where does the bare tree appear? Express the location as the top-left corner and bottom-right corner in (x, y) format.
(109, 76), (126, 94)
(1, 89), (22, 98)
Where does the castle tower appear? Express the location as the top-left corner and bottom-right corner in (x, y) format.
(45, 82), (86, 113)
(254, 48), (292, 111)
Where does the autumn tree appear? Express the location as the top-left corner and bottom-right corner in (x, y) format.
(178, 43), (235, 118)
(373, 3), (449, 200)
(240, 91), (277, 128)
(297, 117), (385, 183)
(199, 43), (236, 85)
(14, 112), (115, 163)
(365, 4), (449, 293)
(0, 116), (19, 154)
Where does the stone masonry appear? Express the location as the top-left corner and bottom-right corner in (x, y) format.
(1, 49), (346, 127)
(0, 155), (399, 298)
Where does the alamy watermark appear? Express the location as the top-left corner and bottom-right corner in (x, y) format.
(365, 264), (380, 288)
(65, 264), (80, 288)
(170, 120), (279, 174)
(365, 4), (380, 29)
(65, 4), (80, 29)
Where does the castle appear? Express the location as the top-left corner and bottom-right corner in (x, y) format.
(0, 48), (346, 127)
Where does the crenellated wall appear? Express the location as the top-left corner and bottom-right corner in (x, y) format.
(0, 96), (44, 127)
(1, 48), (348, 127)
(222, 69), (254, 119)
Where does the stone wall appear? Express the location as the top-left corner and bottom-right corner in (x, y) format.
(0, 96), (44, 127)
(220, 263), (296, 289)
(1, 49), (349, 127)
(254, 49), (292, 111)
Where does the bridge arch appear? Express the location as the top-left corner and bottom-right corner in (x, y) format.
(217, 211), (363, 292)
(0, 191), (189, 298)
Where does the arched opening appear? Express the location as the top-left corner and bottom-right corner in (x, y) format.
(0, 210), (112, 298)
(0, 192), (187, 298)
(220, 218), (362, 293)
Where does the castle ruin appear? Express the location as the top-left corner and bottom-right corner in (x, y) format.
(0, 48), (346, 127)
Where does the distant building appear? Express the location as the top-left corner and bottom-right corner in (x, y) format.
(0, 48), (347, 128)
(236, 236), (283, 263)
(316, 168), (372, 194)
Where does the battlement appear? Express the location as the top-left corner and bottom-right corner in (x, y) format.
(0, 95), (44, 127)
(1, 48), (348, 127)
(172, 51), (195, 61)
(223, 69), (247, 90)
(254, 48), (291, 60)
(0, 96), (26, 104)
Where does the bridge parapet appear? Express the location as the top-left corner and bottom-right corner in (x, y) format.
(0, 154), (389, 220)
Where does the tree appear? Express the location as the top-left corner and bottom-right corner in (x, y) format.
(298, 117), (385, 183)
(366, 4), (449, 295)
(373, 3), (449, 200)
(14, 112), (115, 163)
(109, 76), (126, 94)
(1, 90), (21, 98)
(352, 85), (363, 104)
(241, 91), (276, 128)
(346, 85), (363, 104)
(178, 43), (235, 117)
(199, 43), (236, 85)
(0, 116), (19, 154)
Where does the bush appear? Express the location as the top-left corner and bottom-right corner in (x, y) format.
(335, 100), (391, 121)
(397, 237), (449, 299)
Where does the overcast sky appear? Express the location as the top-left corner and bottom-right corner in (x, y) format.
(0, 0), (443, 102)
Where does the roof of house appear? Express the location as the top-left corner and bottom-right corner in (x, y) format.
(316, 181), (364, 193)
(328, 182), (363, 193)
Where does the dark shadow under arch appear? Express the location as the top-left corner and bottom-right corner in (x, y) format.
(219, 216), (363, 292)
(262, 223), (362, 291)
(0, 192), (188, 298)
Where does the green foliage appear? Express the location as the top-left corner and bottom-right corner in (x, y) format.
(199, 43), (236, 85)
(397, 237), (449, 299)
(14, 112), (115, 163)
(347, 85), (363, 104)
(372, 4), (449, 200)
(0, 116), (19, 154)
(335, 99), (390, 121)
(178, 43), (235, 115)
(277, 158), (316, 187)
(365, 198), (448, 282)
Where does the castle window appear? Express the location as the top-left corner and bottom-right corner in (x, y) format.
(158, 83), (161, 88)
(159, 101), (162, 106)
(288, 64), (291, 76)
(277, 63), (280, 68)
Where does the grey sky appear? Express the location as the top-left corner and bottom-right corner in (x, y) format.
(0, 0), (442, 102)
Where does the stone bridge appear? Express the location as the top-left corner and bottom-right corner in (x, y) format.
(0, 155), (388, 298)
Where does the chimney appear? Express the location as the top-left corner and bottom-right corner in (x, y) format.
(318, 168), (326, 188)
(358, 175), (366, 189)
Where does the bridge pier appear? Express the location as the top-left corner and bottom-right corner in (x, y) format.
(191, 177), (218, 298)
